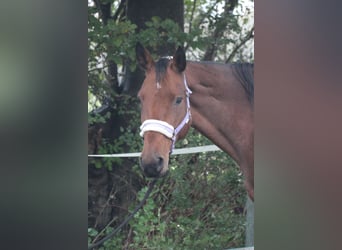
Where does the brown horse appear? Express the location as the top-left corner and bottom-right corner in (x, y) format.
(136, 43), (254, 200)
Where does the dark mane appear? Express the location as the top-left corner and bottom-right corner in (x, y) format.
(232, 63), (254, 103)
(155, 57), (171, 83)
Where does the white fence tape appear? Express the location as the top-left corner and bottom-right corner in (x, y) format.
(88, 145), (221, 158)
(228, 248), (254, 250)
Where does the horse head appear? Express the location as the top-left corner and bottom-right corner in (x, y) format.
(136, 43), (192, 178)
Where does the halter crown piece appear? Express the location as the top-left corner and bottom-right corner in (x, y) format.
(139, 74), (192, 154)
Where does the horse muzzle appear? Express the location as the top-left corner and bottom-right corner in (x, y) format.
(140, 153), (169, 178)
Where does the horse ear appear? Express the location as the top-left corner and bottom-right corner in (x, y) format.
(136, 42), (154, 71)
(171, 46), (186, 72)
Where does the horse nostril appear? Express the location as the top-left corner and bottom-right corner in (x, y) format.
(157, 156), (163, 165)
(155, 156), (164, 172)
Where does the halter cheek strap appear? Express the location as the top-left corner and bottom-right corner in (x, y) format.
(139, 74), (192, 154)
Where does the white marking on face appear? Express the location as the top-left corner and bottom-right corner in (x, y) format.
(157, 82), (161, 89)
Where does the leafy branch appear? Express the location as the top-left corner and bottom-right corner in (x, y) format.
(226, 25), (254, 63)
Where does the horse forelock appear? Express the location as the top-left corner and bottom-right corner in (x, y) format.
(155, 57), (172, 83)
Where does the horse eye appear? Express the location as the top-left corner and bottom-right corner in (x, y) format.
(175, 96), (183, 105)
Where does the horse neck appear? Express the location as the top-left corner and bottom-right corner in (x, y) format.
(185, 61), (253, 165)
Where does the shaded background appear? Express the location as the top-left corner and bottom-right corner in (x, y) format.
(0, 0), (341, 249)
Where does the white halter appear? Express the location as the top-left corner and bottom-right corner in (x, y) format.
(139, 74), (192, 153)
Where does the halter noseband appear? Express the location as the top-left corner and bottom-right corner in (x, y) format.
(139, 74), (192, 154)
